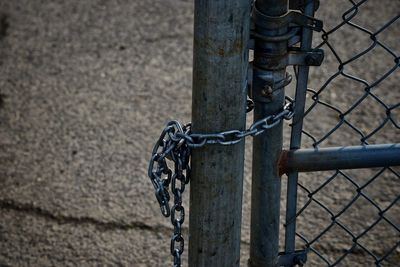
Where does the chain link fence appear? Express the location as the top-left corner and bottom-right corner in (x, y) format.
(145, 0), (399, 266)
(287, 0), (400, 265)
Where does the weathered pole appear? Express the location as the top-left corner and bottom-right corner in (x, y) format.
(249, 0), (289, 266)
(189, 0), (250, 266)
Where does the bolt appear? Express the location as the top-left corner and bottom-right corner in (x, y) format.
(305, 52), (323, 66)
(261, 85), (273, 97)
(305, 54), (317, 65)
(294, 254), (307, 266)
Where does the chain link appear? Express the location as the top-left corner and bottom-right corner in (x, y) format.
(147, 98), (294, 267)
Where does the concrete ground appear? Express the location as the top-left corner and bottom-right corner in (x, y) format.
(0, 0), (398, 266)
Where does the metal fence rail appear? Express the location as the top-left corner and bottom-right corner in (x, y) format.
(284, 0), (400, 266)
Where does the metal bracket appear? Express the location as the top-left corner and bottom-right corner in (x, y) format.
(249, 70), (292, 102)
(253, 6), (323, 31)
(278, 250), (308, 266)
(287, 48), (324, 66)
(289, 0), (320, 12)
(254, 48), (324, 69)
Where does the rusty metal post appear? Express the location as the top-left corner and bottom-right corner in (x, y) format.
(189, 0), (250, 266)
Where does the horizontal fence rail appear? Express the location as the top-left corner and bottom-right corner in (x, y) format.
(280, 143), (400, 174)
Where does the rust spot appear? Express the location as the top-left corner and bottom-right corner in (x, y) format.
(278, 150), (289, 177)
(194, 37), (245, 57)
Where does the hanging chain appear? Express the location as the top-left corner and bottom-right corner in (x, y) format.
(147, 98), (294, 267)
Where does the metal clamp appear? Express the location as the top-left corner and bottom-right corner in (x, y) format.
(287, 48), (324, 66)
(254, 48), (324, 69)
(253, 5), (323, 31)
(289, 0), (320, 12)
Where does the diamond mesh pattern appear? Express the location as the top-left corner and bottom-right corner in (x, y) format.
(289, 0), (400, 265)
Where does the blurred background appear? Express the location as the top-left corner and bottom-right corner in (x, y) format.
(0, 0), (398, 266)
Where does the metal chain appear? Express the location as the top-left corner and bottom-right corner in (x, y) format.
(147, 98), (294, 267)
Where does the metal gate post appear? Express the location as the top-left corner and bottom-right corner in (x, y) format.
(249, 0), (289, 266)
(284, 0), (316, 258)
(189, 0), (250, 266)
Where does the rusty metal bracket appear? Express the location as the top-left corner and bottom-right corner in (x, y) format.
(287, 48), (324, 66)
(254, 48), (324, 69)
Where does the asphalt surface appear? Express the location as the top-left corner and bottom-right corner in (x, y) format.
(0, 0), (399, 266)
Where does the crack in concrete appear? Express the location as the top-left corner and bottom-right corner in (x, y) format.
(0, 198), (170, 234)
(0, 13), (8, 41)
(0, 198), (252, 246)
(142, 33), (184, 43)
(1, 197), (395, 263)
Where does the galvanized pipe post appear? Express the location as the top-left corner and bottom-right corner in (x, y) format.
(249, 0), (289, 266)
(189, 0), (250, 266)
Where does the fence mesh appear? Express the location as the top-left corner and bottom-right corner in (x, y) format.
(289, 0), (400, 266)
